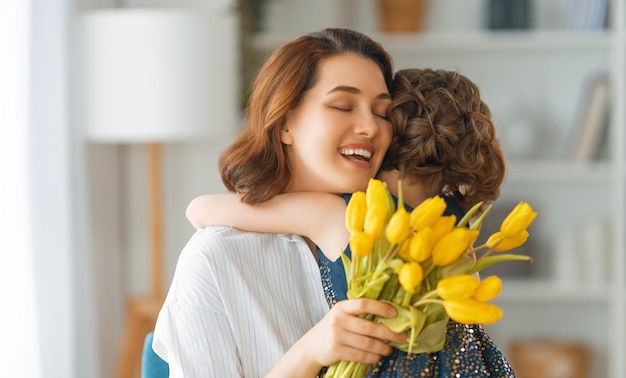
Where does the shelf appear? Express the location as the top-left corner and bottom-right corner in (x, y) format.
(505, 160), (611, 182)
(252, 2), (625, 374)
(495, 279), (611, 303)
(373, 30), (612, 54)
(253, 30), (613, 54)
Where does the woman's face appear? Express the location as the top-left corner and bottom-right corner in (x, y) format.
(281, 52), (393, 194)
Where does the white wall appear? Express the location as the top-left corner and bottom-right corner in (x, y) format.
(78, 1), (239, 376)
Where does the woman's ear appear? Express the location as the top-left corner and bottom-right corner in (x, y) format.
(279, 122), (293, 145)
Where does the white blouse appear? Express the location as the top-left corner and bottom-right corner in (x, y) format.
(153, 226), (329, 377)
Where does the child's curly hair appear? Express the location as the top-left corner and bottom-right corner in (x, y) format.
(381, 68), (506, 213)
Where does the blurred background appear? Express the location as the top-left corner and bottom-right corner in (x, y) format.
(2, 0), (624, 377)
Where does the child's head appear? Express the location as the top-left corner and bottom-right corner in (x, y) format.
(381, 68), (506, 212)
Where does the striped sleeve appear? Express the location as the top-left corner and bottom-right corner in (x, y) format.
(153, 227), (328, 378)
(153, 230), (243, 378)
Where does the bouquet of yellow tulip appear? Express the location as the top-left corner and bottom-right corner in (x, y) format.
(324, 179), (537, 378)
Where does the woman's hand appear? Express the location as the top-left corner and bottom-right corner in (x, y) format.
(266, 298), (406, 377)
(308, 298), (406, 366)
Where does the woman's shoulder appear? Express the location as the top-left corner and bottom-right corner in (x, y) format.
(179, 227), (259, 263)
(174, 227), (312, 291)
(188, 226), (303, 251)
(182, 226), (311, 264)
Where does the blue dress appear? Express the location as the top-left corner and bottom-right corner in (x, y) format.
(316, 194), (517, 377)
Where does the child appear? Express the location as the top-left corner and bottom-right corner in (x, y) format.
(187, 68), (513, 377)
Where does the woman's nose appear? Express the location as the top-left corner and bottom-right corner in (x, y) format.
(354, 110), (379, 137)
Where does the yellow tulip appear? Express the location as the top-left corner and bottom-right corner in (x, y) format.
(472, 276), (502, 302)
(500, 202), (537, 238)
(349, 231), (374, 257)
(345, 191), (366, 233)
(386, 207), (411, 245)
(366, 179), (388, 210)
(486, 230), (529, 252)
(444, 299), (503, 325)
(430, 215), (457, 243)
(436, 274), (480, 300)
(398, 236), (412, 261)
(431, 228), (479, 266)
(410, 196), (447, 230)
(398, 262), (423, 294)
(364, 205), (387, 239)
(409, 227), (434, 262)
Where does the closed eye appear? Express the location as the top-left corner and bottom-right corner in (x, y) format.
(374, 112), (389, 120)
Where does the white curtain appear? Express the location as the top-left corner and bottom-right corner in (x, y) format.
(0, 0), (97, 377)
(0, 1), (41, 377)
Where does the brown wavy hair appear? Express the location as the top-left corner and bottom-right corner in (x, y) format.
(219, 28), (395, 205)
(381, 68), (506, 212)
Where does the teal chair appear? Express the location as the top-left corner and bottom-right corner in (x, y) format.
(142, 332), (169, 378)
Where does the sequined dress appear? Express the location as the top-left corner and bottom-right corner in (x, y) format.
(316, 195), (517, 377)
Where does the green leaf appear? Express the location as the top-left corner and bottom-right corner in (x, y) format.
(409, 317), (448, 354)
(468, 254), (533, 274)
(457, 201), (483, 228)
(469, 204), (492, 231)
(347, 272), (390, 299)
(375, 301), (425, 333)
(378, 272), (400, 303)
(423, 303), (447, 324)
(436, 254), (476, 279)
(341, 251), (352, 281)
(386, 315), (448, 354)
(386, 258), (405, 273)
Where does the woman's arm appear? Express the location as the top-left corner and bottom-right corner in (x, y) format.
(187, 192), (350, 260)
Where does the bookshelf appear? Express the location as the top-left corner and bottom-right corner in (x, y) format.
(255, 0), (626, 377)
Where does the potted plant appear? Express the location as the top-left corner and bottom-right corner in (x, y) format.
(377, 0), (429, 33)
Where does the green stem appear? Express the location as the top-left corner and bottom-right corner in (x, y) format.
(479, 249), (494, 260)
(355, 362), (371, 377)
(478, 234), (506, 261)
(339, 360), (355, 378)
(423, 263), (436, 283)
(408, 316), (417, 355)
(413, 298), (444, 307)
(324, 362), (338, 377)
(351, 254), (361, 290)
(380, 244), (399, 265)
(478, 242), (499, 261)
(472, 244), (490, 253)
(401, 290), (413, 307)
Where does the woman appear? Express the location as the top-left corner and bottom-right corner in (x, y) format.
(186, 68), (515, 377)
(153, 28), (407, 377)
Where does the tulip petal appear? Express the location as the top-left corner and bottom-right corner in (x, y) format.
(399, 262), (423, 294)
(444, 299), (503, 325)
(386, 207), (411, 245)
(472, 276), (502, 302)
(345, 191), (366, 233)
(410, 196), (447, 230)
(436, 274), (480, 300)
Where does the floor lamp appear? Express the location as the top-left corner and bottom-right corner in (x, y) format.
(81, 8), (237, 378)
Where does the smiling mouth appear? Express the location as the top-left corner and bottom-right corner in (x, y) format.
(339, 148), (372, 163)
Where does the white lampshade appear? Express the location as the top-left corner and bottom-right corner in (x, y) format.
(81, 8), (238, 142)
